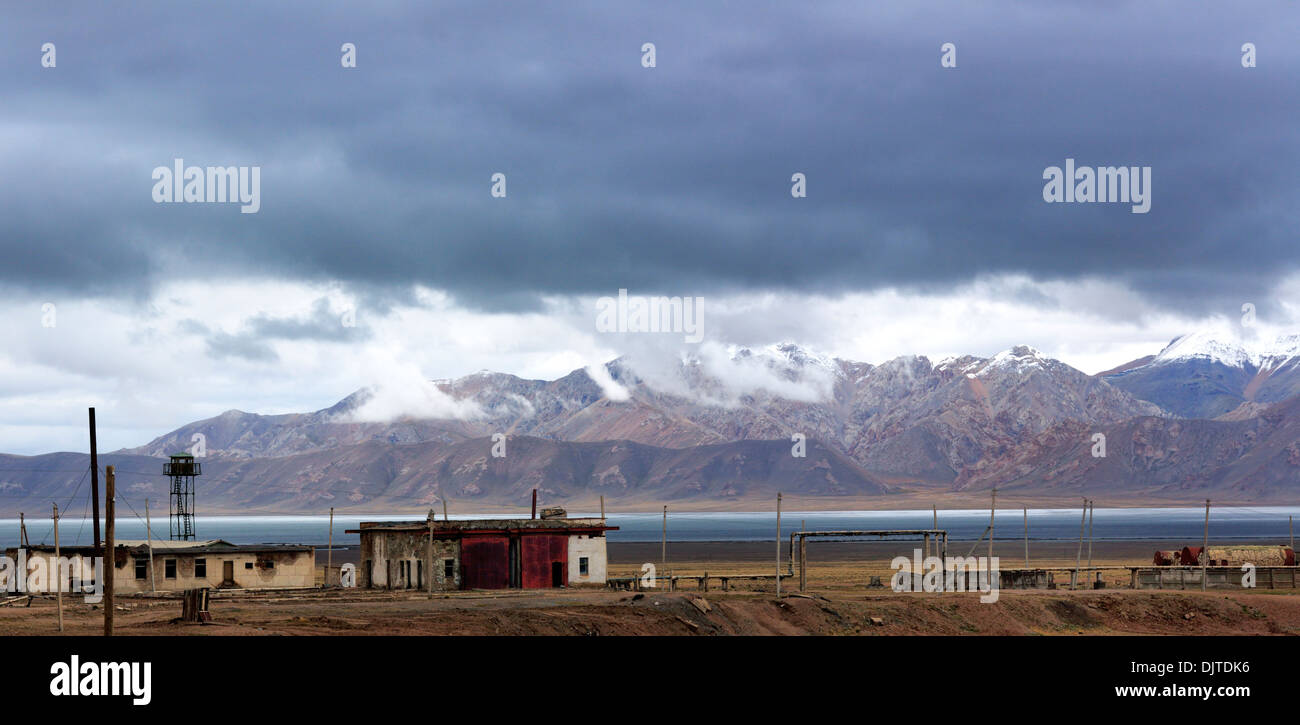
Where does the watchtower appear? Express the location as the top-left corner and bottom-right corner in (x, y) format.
(163, 453), (201, 540)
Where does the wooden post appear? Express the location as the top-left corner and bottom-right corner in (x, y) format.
(1074, 498), (1086, 590)
(427, 516), (434, 595)
(661, 505), (667, 572)
(104, 465), (115, 637)
(145, 498), (156, 594)
(442, 498), (448, 522)
(89, 408), (101, 558)
(600, 495), (605, 522)
(775, 493), (783, 597)
(1202, 499), (1210, 591)
(53, 503), (63, 632)
(18, 512), (28, 547)
(1023, 506), (1029, 569)
(932, 504), (938, 563)
(1087, 500), (1095, 580)
(1289, 515), (1293, 551)
(944, 532), (951, 587)
(988, 488), (996, 563)
(327, 507), (334, 587)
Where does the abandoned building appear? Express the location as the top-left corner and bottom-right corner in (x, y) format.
(3, 539), (315, 594)
(348, 512), (617, 590)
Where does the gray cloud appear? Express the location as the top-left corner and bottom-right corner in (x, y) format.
(205, 332), (278, 362)
(198, 297), (370, 360)
(1, 1), (1296, 317)
(246, 297), (371, 342)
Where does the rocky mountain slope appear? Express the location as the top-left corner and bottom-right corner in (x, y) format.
(3, 335), (1295, 513)
(120, 344), (1161, 484)
(0, 436), (884, 514)
(1103, 332), (1300, 418)
(954, 394), (1300, 500)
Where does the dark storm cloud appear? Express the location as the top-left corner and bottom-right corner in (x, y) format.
(1, 0), (1297, 316)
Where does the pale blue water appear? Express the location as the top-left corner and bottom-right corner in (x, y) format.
(1, 507), (1296, 548)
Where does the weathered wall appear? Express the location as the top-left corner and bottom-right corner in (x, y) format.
(567, 534), (608, 585)
(361, 531), (460, 590)
(1135, 566), (1300, 590)
(1, 548), (314, 594)
(459, 536), (508, 589)
(120, 549), (314, 593)
(521, 534), (567, 589)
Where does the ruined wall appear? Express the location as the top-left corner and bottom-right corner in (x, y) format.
(2, 547), (314, 594)
(361, 531), (460, 590)
(567, 534), (608, 585)
(120, 549), (315, 593)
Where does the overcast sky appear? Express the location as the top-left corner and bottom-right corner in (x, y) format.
(1, 1), (1298, 455)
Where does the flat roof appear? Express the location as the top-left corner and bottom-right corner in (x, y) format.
(346, 517), (617, 536)
(9, 541), (313, 555)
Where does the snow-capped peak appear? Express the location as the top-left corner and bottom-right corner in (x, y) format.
(1153, 331), (1254, 368)
(727, 342), (839, 372)
(1152, 331), (1300, 369)
(977, 345), (1047, 376)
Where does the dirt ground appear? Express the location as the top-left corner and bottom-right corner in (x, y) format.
(4, 562), (1299, 636)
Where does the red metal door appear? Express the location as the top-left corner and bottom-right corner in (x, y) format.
(521, 534), (568, 588)
(461, 536), (509, 589)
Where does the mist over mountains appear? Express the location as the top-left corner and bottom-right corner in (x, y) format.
(2, 333), (1298, 514)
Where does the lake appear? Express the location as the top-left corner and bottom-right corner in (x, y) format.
(1, 506), (1296, 548)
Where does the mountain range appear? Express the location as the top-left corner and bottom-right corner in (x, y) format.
(1, 333), (1297, 514)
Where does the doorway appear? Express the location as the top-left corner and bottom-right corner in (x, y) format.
(551, 561), (563, 588)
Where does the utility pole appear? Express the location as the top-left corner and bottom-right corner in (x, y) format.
(1087, 500), (1095, 580)
(775, 493), (783, 597)
(1074, 498), (1087, 590)
(327, 507), (335, 588)
(661, 505), (667, 572)
(53, 503), (63, 632)
(1289, 515), (1293, 551)
(442, 498), (448, 522)
(600, 495), (605, 522)
(988, 488), (996, 563)
(799, 520), (807, 592)
(1202, 499), (1210, 591)
(1023, 506), (1029, 569)
(89, 408), (101, 558)
(427, 515), (434, 596)
(145, 498), (156, 593)
(104, 465), (115, 637)
(18, 512), (28, 547)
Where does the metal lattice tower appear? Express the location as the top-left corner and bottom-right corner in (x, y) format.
(164, 454), (201, 540)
